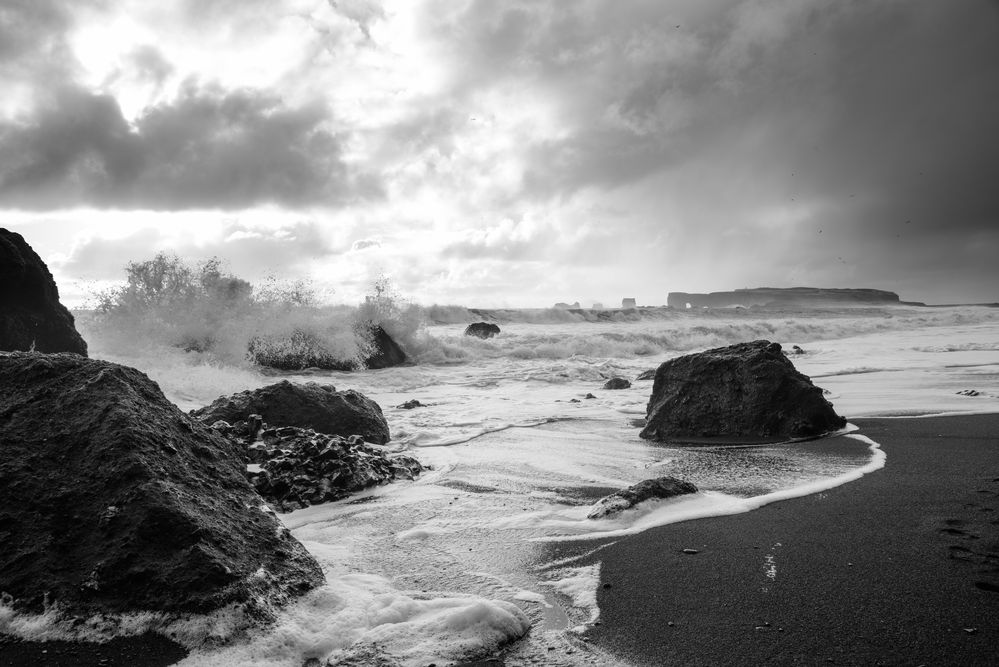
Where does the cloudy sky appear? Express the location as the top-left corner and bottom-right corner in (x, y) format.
(2, 0), (997, 307)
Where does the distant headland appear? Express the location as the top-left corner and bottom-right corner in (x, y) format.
(667, 287), (917, 309)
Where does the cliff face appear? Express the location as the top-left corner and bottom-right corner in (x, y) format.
(667, 287), (901, 309)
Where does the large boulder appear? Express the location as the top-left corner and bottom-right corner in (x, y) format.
(364, 324), (407, 369)
(0, 229), (87, 356)
(0, 352), (324, 618)
(640, 340), (846, 442)
(191, 380), (391, 444)
(588, 477), (698, 519)
(464, 322), (501, 339)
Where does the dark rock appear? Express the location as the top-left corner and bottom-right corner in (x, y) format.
(790, 345), (805, 355)
(587, 477), (698, 519)
(191, 380), (390, 444)
(956, 389), (982, 397)
(226, 425), (423, 512)
(0, 229), (88, 356)
(0, 352), (323, 618)
(641, 340), (846, 442)
(247, 329), (357, 371)
(636, 369), (657, 381)
(584, 393), (596, 399)
(396, 399), (423, 409)
(603, 377), (632, 390)
(464, 322), (501, 339)
(364, 324), (407, 369)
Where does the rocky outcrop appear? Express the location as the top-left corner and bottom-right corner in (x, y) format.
(247, 330), (356, 371)
(603, 377), (632, 390)
(191, 380), (390, 444)
(464, 322), (501, 339)
(587, 477), (698, 519)
(0, 229), (87, 356)
(641, 340), (846, 442)
(210, 422), (423, 513)
(363, 324), (407, 369)
(636, 369), (657, 381)
(0, 352), (323, 617)
(667, 287), (901, 309)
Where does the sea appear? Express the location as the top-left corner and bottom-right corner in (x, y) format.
(5, 304), (999, 666)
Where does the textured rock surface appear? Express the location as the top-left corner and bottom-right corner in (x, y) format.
(635, 369), (657, 381)
(0, 229), (88, 355)
(464, 322), (501, 339)
(603, 377), (632, 390)
(192, 380), (390, 444)
(588, 477), (698, 519)
(641, 340), (845, 442)
(0, 352), (323, 616)
(211, 422), (423, 513)
(364, 324), (407, 369)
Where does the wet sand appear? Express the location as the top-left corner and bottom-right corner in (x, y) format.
(586, 414), (999, 665)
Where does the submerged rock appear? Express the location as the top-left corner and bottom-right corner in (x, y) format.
(0, 229), (88, 356)
(396, 399), (424, 409)
(640, 340), (845, 442)
(464, 322), (501, 339)
(603, 377), (632, 390)
(192, 380), (390, 444)
(635, 369), (657, 381)
(587, 477), (698, 519)
(219, 424), (424, 512)
(0, 352), (323, 617)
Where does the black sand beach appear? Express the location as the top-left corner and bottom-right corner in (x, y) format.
(3, 414), (998, 666)
(587, 414), (999, 666)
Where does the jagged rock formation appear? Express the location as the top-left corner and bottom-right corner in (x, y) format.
(587, 477), (698, 519)
(641, 340), (845, 442)
(0, 229), (88, 355)
(667, 287), (901, 309)
(210, 421), (423, 513)
(364, 324), (407, 369)
(636, 369), (657, 381)
(191, 380), (390, 444)
(0, 352), (323, 617)
(464, 322), (501, 339)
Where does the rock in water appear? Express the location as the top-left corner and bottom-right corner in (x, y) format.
(603, 377), (632, 390)
(635, 369), (657, 381)
(0, 352), (323, 617)
(640, 340), (845, 442)
(464, 322), (501, 339)
(0, 229), (87, 355)
(588, 477), (698, 519)
(192, 380), (391, 444)
(364, 324), (407, 369)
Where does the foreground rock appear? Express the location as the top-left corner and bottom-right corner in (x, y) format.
(212, 422), (423, 513)
(0, 229), (88, 355)
(588, 477), (698, 519)
(0, 352), (323, 617)
(641, 340), (846, 442)
(192, 380), (390, 444)
(464, 322), (501, 339)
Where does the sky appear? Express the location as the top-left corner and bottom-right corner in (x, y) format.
(1, 0), (998, 308)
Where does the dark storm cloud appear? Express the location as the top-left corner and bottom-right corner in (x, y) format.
(0, 83), (379, 209)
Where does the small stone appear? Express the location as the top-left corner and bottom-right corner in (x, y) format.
(667, 621), (674, 627)
(682, 548), (699, 554)
(963, 627), (977, 634)
(602, 582), (612, 589)
(584, 393), (596, 399)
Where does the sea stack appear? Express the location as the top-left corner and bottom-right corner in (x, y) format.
(641, 340), (845, 442)
(0, 228), (88, 355)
